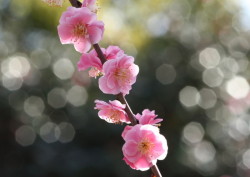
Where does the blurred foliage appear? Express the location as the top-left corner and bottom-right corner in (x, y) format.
(1, 0), (250, 177)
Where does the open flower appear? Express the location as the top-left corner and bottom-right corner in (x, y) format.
(135, 109), (163, 125)
(98, 55), (139, 95)
(77, 46), (124, 78)
(82, 0), (99, 13)
(94, 100), (130, 124)
(58, 7), (104, 53)
(122, 124), (168, 171)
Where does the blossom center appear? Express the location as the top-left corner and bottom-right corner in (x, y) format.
(73, 23), (88, 39)
(114, 68), (130, 84)
(138, 138), (154, 155)
(108, 110), (121, 123)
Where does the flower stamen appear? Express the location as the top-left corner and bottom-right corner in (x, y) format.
(73, 23), (88, 41)
(108, 110), (121, 124)
(114, 68), (131, 85)
(138, 138), (154, 155)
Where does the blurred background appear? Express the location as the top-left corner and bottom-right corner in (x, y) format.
(1, 0), (250, 176)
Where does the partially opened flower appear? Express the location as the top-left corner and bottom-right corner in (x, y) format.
(77, 45), (124, 78)
(82, 0), (99, 13)
(42, 0), (64, 6)
(78, 49), (103, 77)
(94, 100), (130, 123)
(58, 7), (104, 53)
(135, 109), (163, 125)
(122, 124), (168, 171)
(98, 55), (139, 95)
(104, 45), (124, 60)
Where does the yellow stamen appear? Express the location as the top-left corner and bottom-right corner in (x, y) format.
(114, 68), (130, 84)
(138, 138), (154, 155)
(108, 110), (121, 124)
(73, 23), (88, 41)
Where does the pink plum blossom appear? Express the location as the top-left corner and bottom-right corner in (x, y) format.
(94, 100), (130, 123)
(122, 124), (168, 171)
(57, 7), (104, 53)
(98, 55), (139, 95)
(77, 46), (124, 77)
(82, 0), (99, 13)
(135, 109), (163, 125)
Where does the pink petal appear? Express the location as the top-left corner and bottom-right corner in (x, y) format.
(122, 126), (133, 139)
(123, 157), (136, 169)
(152, 135), (168, 160)
(129, 64), (139, 77)
(82, 0), (96, 7)
(74, 38), (91, 53)
(120, 85), (131, 95)
(94, 100), (110, 109)
(57, 24), (73, 44)
(151, 119), (163, 125)
(123, 125), (141, 142)
(123, 140), (138, 156)
(133, 156), (152, 171)
(88, 23), (104, 44)
(105, 46), (124, 60)
(107, 75), (116, 90)
(109, 100), (126, 109)
(72, 7), (97, 24)
(118, 55), (134, 67)
(59, 7), (76, 23)
(98, 76), (118, 95)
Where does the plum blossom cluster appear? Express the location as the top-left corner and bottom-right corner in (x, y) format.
(77, 45), (139, 95)
(57, 0), (167, 173)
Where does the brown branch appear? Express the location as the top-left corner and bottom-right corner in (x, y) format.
(93, 44), (106, 64)
(67, 1), (163, 176)
(69, 0), (81, 7)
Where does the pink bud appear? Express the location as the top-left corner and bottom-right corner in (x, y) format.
(135, 109), (163, 125)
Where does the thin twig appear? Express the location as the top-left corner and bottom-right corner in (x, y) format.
(67, 1), (163, 176)
(116, 93), (137, 125)
(151, 165), (162, 177)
